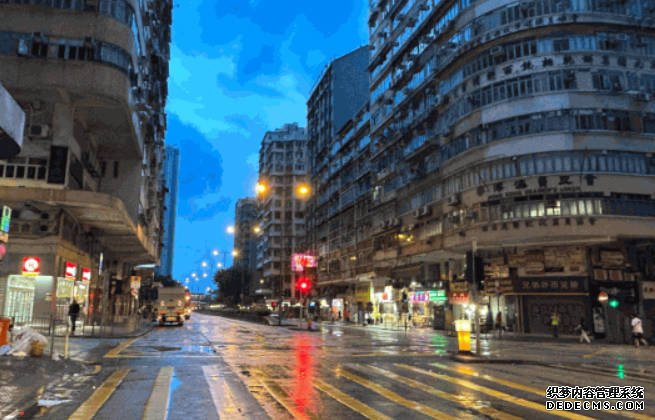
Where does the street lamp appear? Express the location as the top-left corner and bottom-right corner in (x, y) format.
(216, 262), (223, 268)
(201, 261), (208, 268)
(232, 249), (239, 257)
(253, 225), (262, 234)
(226, 225), (235, 234)
(212, 249), (219, 256)
(202, 273), (208, 278)
(255, 181), (268, 196)
(295, 182), (311, 199)
(191, 272), (197, 278)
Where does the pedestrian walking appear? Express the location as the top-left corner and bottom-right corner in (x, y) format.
(68, 299), (80, 335)
(495, 311), (503, 338)
(575, 317), (591, 344)
(631, 313), (649, 348)
(551, 311), (560, 338)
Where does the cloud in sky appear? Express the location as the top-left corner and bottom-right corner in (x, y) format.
(166, 0), (369, 289)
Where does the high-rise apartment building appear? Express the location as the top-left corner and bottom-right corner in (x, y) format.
(157, 146), (179, 277)
(234, 198), (258, 294)
(256, 123), (309, 298)
(0, 0), (171, 327)
(364, 0), (655, 335)
(306, 47), (371, 315)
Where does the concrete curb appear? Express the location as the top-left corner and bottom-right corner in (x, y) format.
(451, 353), (534, 364)
(63, 324), (155, 340)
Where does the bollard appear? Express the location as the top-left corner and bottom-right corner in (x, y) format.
(454, 319), (472, 353)
(0, 317), (11, 346)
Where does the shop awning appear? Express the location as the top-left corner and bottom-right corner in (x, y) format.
(0, 187), (157, 263)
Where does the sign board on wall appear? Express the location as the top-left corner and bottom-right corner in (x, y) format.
(22, 256), (40, 276)
(65, 261), (77, 281)
(641, 281), (655, 300)
(82, 267), (91, 282)
(291, 253), (317, 272)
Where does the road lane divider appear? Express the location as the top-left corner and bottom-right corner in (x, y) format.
(359, 364), (520, 420)
(202, 365), (241, 418)
(396, 364), (591, 420)
(142, 366), (173, 420)
(435, 363), (653, 420)
(335, 367), (457, 420)
(252, 369), (318, 420)
(69, 368), (130, 420)
(313, 379), (392, 420)
(104, 337), (138, 358)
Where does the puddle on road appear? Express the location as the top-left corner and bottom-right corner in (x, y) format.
(180, 345), (214, 353)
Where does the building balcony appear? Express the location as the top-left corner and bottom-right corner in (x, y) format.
(0, 186), (157, 263)
(0, 56), (143, 157)
(1, 2), (138, 53)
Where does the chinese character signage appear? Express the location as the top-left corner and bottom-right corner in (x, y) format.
(428, 290), (447, 302)
(1, 206), (11, 233)
(448, 292), (469, 305)
(515, 277), (586, 293)
(291, 253), (317, 272)
(65, 261), (77, 281)
(22, 256), (40, 276)
(81, 267), (91, 282)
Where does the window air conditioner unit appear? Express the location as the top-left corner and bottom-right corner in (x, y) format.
(84, 0), (98, 11)
(490, 46), (504, 56)
(17, 39), (29, 56)
(447, 194), (461, 206)
(29, 124), (50, 138)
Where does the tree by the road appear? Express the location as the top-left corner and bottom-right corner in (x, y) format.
(213, 266), (250, 304)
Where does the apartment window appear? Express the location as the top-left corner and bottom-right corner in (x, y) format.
(113, 161), (119, 178)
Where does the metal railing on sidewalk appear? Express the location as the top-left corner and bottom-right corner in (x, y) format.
(4, 313), (151, 339)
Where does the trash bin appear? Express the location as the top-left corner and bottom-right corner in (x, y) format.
(0, 317), (11, 346)
(454, 319), (471, 353)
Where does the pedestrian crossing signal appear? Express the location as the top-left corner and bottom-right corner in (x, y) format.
(608, 297), (619, 308)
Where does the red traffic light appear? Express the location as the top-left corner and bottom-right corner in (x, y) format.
(297, 277), (311, 292)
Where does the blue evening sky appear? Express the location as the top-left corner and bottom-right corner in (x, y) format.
(165, 0), (368, 292)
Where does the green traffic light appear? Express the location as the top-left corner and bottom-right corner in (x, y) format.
(608, 298), (619, 308)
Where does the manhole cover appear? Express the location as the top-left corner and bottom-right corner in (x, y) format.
(151, 346), (181, 352)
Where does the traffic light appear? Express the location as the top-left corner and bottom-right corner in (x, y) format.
(608, 296), (620, 309)
(465, 251), (484, 289)
(297, 277), (311, 293)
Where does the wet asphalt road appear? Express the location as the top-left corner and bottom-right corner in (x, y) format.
(28, 313), (655, 419)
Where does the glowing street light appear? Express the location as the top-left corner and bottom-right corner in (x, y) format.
(255, 181), (268, 196)
(232, 249), (239, 257)
(212, 249), (219, 256)
(216, 262), (223, 268)
(201, 261), (208, 268)
(253, 225), (262, 234)
(191, 272), (197, 278)
(202, 273), (208, 278)
(226, 225), (235, 234)
(295, 183), (311, 199)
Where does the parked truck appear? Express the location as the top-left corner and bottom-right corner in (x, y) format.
(156, 287), (187, 326)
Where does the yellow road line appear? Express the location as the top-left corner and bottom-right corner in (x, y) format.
(142, 366), (173, 420)
(434, 363), (654, 420)
(253, 370), (317, 420)
(396, 364), (591, 420)
(69, 368), (130, 420)
(362, 364), (520, 420)
(433, 363), (544, 395)
(203, 365), (241, 418)
(91, 364), (102, 375)
(336, 367), (457, 420)
(314, 379), (392, 420)
(104, 337), (138, 358)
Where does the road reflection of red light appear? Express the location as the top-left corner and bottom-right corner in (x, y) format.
(291, 334), (316, 414)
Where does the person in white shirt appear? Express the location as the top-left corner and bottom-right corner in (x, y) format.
(631, 314), (649, 348)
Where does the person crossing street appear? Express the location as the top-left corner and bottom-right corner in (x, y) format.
(68, 299), (80, 335)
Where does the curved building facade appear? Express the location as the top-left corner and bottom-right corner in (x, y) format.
(0, 0), (171, 327)
(365, 0), (655, 337)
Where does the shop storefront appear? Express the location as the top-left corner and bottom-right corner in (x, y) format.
(1, 275), (37, 324)
(374, 285), (396, 324)
(409, 290), (448, 328)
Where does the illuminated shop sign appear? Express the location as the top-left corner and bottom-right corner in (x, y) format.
(22, 256), (40, 276)
(81, 267), (91, 282)
(291, 253), (317, 272)
(65, 261), (77, 281)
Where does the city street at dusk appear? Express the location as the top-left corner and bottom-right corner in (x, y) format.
(2, 313), (653, 419)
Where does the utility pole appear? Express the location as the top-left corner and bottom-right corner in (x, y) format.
(472, 239), (481, 355)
